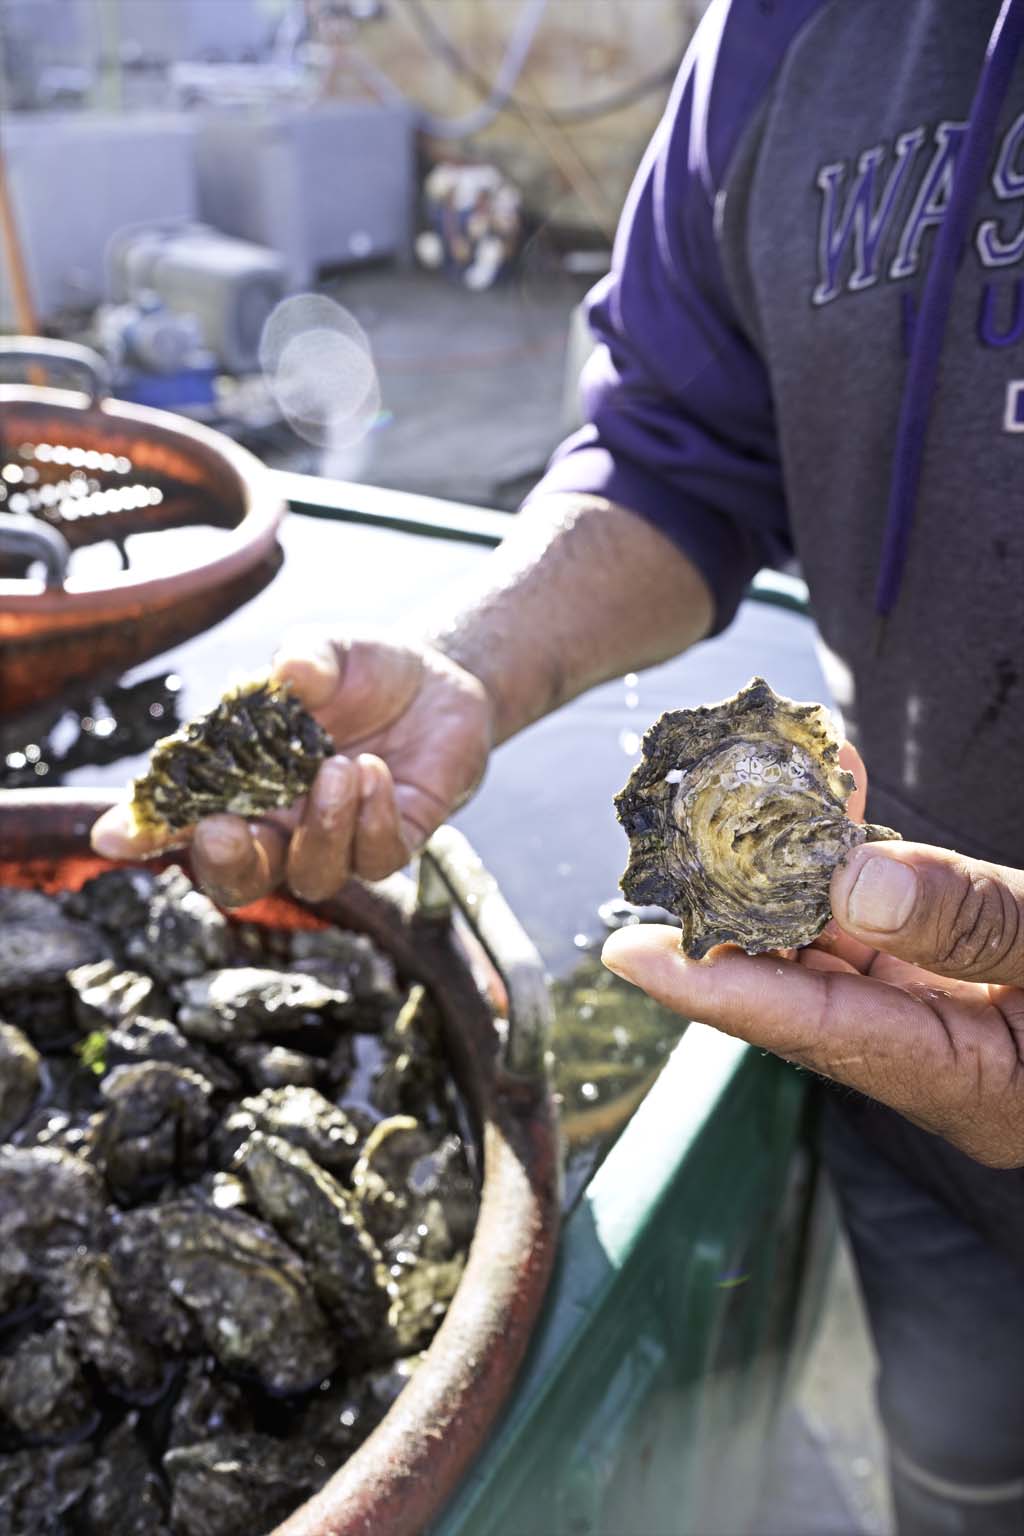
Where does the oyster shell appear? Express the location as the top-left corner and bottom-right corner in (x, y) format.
(124, 867), (232, 983)
(215, 1085), (367, 1177)
(0, 1148), (104, 1313)
(155, 1202), (340, 1395)
(86, 1416), (171, 1536)
(42, 1250), (165, 1402)
(615, 678), (900, 958)
(0, 1321), (97, 1444)
(0, 1443), (91, 1536)
(164, 1433), (326, 1536)
(127, 677), (334, 835)
(98, 1062), (214, 1204)
(0, 1024), (40, 1141)
(175, 967), (352, 1043)
(234, 1130), (395, 1350)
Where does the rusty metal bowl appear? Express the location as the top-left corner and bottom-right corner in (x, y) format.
(0, 791), (561, 1536)
(0, 339), (284, 716)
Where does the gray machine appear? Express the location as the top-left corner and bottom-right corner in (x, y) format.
(193, 102), (415, 285)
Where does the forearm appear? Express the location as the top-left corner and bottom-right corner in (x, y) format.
(422, 494), (715, 744)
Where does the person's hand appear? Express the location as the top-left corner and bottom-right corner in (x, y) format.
(603, 758), (1024, 1169)
(90, 631), (493, 908)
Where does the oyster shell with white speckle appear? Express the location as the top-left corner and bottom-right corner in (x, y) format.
(615, 678), (899, 958)
(127, 678), (334, 835)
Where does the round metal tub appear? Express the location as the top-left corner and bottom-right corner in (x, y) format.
(0, 791), (561, 1536)
(0, 339), (284, 716)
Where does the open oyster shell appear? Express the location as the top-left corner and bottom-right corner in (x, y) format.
(615, 678), (899, 959)
(127, 678), (334, 835)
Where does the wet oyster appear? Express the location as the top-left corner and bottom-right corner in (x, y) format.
(175, 967), (352, 1043)
(0, 1443), (91, 1536)
(234, 1131), (395, 1349)
(98, 1062), (214, 1203)
(215, 1085), (367, 1177)
(42, 1250), (165, 1402)
(164, 1433), (326, 1536)
(0, 1321), (97, 1443)
(166, 1360), (254, 1450)
(64, 866), (159, 933)
(86, 1417), (171, 1536)
(231, 1042), (319, 1090)
(66, 960), (165, 1034)
(104, 1014), (239, 1095)
(156, 1202), (340, 1395)
(0, 1148), (104, 1312)
(615, 678), (900, 958)
(127, 677), (334, 835)
(106, 1206), (198, 1355)
(0, 1024), (40, 1141)
(124, 867), (232, 983)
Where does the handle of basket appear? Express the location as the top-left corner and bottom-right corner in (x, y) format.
(0, 337), (111, 404)
(417, 825), (552, 1082)
(0, 512), (70, 586)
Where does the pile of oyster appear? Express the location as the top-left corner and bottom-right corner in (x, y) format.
(0, 869), (478, 1536)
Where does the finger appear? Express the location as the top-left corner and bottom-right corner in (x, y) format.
(191, 815), (279, 909)
(271, 628), (344, 712)
(90, 802), (186, 861)
(353, 754), (411, 880)
(838, 740), (867, 824)
(286, 756), (360, 902)
(809, 917), (878, 975)
(600, 924), (950, 1119)
(832, 842), (1024, 988)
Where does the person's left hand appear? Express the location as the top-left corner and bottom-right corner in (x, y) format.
(602, 766), (1024, 1169)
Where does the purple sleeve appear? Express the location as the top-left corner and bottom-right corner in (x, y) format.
(528, 0), (822, 634)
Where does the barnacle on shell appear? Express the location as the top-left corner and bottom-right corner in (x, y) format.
(615, 677), (899, 959)
(127, 678), (334, 835)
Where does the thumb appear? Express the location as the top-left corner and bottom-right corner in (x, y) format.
(831, 842), (1024, 987)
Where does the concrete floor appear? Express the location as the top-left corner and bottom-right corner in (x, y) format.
(264, 263), (893, 1535)
(265, 264), (581, 510)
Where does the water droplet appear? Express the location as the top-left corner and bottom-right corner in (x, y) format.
(580, 1082), (598, 1102)
(619, 729), (641, 756)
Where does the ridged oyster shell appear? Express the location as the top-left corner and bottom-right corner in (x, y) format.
(127, 678), (333, 835)
(615, 678), (899, 958)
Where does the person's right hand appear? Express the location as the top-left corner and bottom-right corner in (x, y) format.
(90, 630), (494, 909)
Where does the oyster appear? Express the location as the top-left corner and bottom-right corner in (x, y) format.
(0, 1321), (97, 1443)
(42, 1250), (165, 1402)
(231, 1042), (320, 1090)
(289, 927), (400, 1009)
(66, 960), (165, 1034)
(155, 1202), (340, 1395)
(0, 1024), (40, 1141)
(215, 1085), (367, 1177)
(298, 1353), (423, 1459)
(106, 1206), (198, 1355)
(371, 984), (449, 1125)
(124, 866), (232, 983)
(86, 1417), (171, 1536)
(175, 967), (352, 1042)
(64, 866), (159, 932)
(0, 1148), (104, 1312)
(98, 1062), (214, 1203)
(166, 1359), (254, 1450)
(104, 1014), (239, 1095)
(127, 677), (334, 835)
(234, 1131), (395, 1349)
(615, 678), (900, 958)
(0, 1443), (91, 1536)
(164, 1433), (326, 1536)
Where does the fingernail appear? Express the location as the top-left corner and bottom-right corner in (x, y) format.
(314, 759), (355, 827)
(90, 808), (137, 858)
(601, 933), (638, 983)
(197, 822), (250, 862)
(844, 855), (918, 932)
